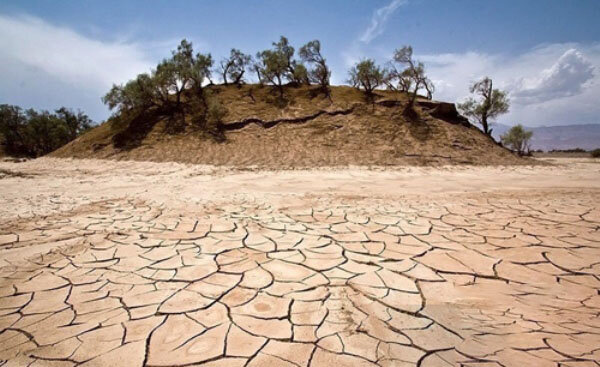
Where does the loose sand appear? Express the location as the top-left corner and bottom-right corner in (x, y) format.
(0, 157), (599, 366)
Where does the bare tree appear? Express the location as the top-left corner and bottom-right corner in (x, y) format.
(424, 81), (434, 100)
(384, 64), (412, 93)
(389, 46), (433, 116)
(218, 49), (251, 85)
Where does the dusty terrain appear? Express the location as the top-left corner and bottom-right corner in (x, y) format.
(0, 157), (599, 366)
(51, 85), (526, 167)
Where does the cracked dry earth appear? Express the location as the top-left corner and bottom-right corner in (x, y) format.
(0, 159), (600, 367)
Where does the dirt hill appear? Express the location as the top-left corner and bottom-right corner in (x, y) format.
(51, 85), (526, 167)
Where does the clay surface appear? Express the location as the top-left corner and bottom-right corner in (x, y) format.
(0, 158), (599, 366)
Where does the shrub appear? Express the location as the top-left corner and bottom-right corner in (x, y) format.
(501, 124), (533, 156)
(206, 98), (227, 127)
(592, 149), (600, 158)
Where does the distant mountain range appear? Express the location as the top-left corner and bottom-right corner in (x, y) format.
(491, 123), (600, 151)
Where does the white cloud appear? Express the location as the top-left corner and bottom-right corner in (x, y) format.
(421, 43), (600, 127)
(420, 51), (499, 100)
(0, 14), (198, 121)
(511, 49), (595, 104)
(340, 0), (407, 83)
(0, 14), (154, 91)
(359, 0), (407, 44)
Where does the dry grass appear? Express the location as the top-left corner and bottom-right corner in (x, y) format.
(51, 84), (528, 167)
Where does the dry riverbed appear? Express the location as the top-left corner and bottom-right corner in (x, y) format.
(0, 157), (599, 366)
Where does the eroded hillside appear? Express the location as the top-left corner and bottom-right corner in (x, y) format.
(51, 85), (525, 167)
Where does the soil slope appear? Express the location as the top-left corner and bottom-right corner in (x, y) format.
(51, 85), (525, 167)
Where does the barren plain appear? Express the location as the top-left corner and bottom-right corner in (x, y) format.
(0, 157), (599, 366)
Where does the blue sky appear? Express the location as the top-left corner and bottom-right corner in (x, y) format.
(0, 0), (599, 127)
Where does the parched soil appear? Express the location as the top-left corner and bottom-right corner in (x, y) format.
(50, 85), (528, 167)
(0, 158), (599, 366)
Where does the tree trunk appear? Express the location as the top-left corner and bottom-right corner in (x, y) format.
(407, 81), (420, 110)
(482, 112), (490, 135)
(233, 70), (245, 85)
(482, 80), (492, 135)
(254, 68), (262, 85)
(222, 71), (228, 85)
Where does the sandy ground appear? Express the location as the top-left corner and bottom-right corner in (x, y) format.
(0, 157), (599, 366)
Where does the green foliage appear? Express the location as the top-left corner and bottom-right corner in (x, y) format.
(291, 63), (310, 85)
(200, 93), (228, 142)
(592, 149), (600, 158)
(102, 39), (213, 114)
(385, 46), (434, 112)
(457, 77), (509, 135)
(190, 53), (214, 90)
(348, 59), (385, 96)
(273, 36), (295, 69)
(255, 36), (310, 92)
(299, 40), (331, 89)
(55, 107), (93, 140)
(0, 104), (93, 157)
(206, 98), (228, 127)
(255, 49), (289, 89)
(102, 73), (158, 112)
(387, 46), (434, 102)
(501, 124), (533, 155)
(549, 148), (586, 153)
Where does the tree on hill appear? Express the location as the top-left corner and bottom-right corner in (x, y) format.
(104, 72), (168, 113)
(102, 39), (228, 136)
(161, 39), (214, 104)
(348, 59), (385, 98)
(384, 69), (412, 93)
(386, 46), (434, 117)
(169, 39), (195, 106)
(0, 104), (92, 157)
(218, 48), (251, 85)
(299, 40), (331, 94)
(290, 63), (310, 85)
(250, 56), (265, 86)
(103, 39), (213, 114)
(501, 124), (533, 155)
(272, 36), (303, 84)
(458, 77), (509, 136)
(255, 49), (289, 96)
(188, 52), (214, 96)
(255, 36), (310, 93)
